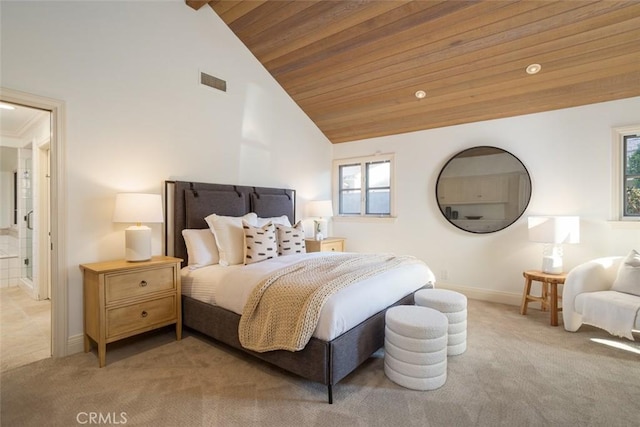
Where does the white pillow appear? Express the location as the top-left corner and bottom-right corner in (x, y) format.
(276, 221), (306, 256)
(205, 212), (258, 266)
(181, 229), (219, 268)
(611, 249), (640, 296)
(243, 220), (278, 265)
(256, 215), (291, 227)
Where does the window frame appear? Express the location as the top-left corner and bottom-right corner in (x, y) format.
(333, 153), (396, 220)
(611, 125), (640, 222)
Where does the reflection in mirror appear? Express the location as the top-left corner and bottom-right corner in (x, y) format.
(436, 146), (531, 233)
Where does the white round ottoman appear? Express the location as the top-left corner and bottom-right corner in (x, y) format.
(415, 289), (467, 356)
(384, 305), (448, 391)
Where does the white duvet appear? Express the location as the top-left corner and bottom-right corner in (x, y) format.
(181, 252), (435, 341)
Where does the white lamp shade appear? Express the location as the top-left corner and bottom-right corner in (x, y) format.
(307, 200), (333, 218)
(528, 216), (580, 244)
(113, 193), (163, 224)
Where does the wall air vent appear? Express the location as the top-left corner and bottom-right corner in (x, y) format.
(200, 72), (227, 92)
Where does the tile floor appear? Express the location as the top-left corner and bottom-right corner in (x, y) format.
(0, 286), (51, 372)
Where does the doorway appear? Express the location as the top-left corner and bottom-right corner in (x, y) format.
(0, 102), (51, 369)
(0, 87), (67, 360)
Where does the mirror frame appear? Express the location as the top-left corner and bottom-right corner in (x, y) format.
(436, 146), (531, 234)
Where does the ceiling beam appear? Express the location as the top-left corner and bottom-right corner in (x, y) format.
(186, 1), (210, 11)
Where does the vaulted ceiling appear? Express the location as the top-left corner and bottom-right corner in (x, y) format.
(187, 1), (640, 144)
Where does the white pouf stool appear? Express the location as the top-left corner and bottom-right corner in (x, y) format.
(384, 305), (448, 391)
(415, 289), (467, 356)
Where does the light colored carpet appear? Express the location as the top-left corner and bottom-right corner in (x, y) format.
(1, 299), (639, 426)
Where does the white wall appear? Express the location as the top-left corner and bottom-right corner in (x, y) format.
(1, 1), (332, 343)
(332, 97), (640, 303)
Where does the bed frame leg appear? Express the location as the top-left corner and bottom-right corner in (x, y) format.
(327, 384), (333, 404)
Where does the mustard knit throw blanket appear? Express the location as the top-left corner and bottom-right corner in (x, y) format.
(239, 253), (421, 352)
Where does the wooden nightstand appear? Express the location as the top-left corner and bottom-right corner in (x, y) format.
(80, 256), (182, 367)
(305, 237), (346, 253)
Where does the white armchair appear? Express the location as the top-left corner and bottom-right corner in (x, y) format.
(563, 255), (640, 340)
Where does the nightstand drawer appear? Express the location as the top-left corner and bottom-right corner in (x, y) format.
(107, 295), (177, 338)
(106, 266), (175, 303)
(322, 240), (344, 252)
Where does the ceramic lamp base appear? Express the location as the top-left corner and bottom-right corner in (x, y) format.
(314, 218), (328, 240)
(541, 255), (563, 275)
(125, 226), (152, 262)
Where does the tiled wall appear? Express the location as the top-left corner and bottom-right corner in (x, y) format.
(0, 234), (20, 288)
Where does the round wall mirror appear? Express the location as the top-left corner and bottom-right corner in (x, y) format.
(436, 146), (531, 233)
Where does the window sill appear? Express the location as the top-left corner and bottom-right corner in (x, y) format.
(333, 215), (397, 224)
(607, 220), (640, 230)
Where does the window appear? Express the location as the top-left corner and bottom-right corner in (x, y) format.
(623, 134), (640, 217)
(334, 154), (395, 218)
(612, 126), (640, 221)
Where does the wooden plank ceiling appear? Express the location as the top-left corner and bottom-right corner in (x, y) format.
(188, 0), (640, 144)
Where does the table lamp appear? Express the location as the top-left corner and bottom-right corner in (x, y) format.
(113, 193), (163, 261)
(528, 216), (580, 274)
(307, 200), (333, 241)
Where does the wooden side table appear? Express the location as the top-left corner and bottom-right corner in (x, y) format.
(520, 270), (567, 326)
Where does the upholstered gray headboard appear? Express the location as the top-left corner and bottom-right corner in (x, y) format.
(164, 181), (295, 267)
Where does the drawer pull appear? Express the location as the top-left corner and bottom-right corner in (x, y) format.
(141, 311), (148, 318)
(139, 280), (148, 287)
(331, 248), (335, 251)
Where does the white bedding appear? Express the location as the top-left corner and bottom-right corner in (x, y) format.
(181, 252), (435, 341)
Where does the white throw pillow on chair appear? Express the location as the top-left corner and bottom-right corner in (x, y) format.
(611, 249), (640, 296)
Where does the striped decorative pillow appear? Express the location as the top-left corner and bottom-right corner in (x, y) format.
(276, 221), (306, 256)
(243, 221), (278, 265)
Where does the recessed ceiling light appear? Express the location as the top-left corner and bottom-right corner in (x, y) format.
(526, 63), (542, 75)
(0, 103), (16, 110)
(415, 90), (427, 99)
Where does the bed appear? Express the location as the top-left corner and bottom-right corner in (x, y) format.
(164, 180), (434, 403)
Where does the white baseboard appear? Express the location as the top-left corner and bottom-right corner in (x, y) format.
(67, 333), (85, 355)
(436, 282), (522, 306)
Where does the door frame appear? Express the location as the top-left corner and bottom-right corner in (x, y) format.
(1, 87), (68, 357)
(36, 136), (51, 300)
